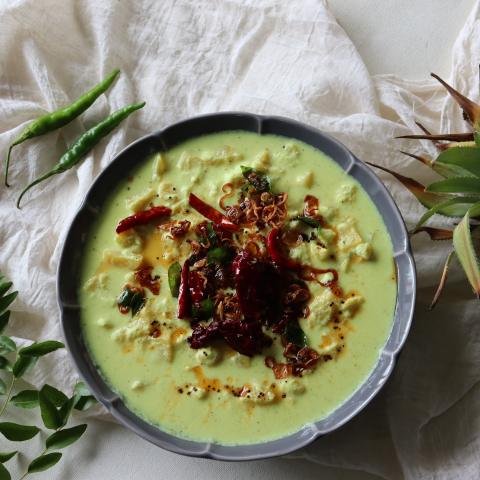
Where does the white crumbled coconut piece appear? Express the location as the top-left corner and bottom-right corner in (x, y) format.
(201, 147), (243, 164)
(239, 383), (275, 404)
(195, 348), (220, 366)
(115, 230), (143, 252)
(317, 228), (336, 246)
(341, 295), (364, 320)
(152, 152), (166, 181)
(157, 182), (179, 206)
(277, 379), (305, 395)
(97, 318), (113, 328)
(103, 250), (143, 269)
(317, 205), (337, 223)
(111, 319), (150, 342)
(84, 273), (108, 291)
(309, 242), (330, 261)
(125, 187), (156, 214)
(132, 380), (150, 390)
(337, 183), (356, 203)
(337, 218), (362, 251)
(188, 386), (207, 399)
(308, 290), (339, 328)
(297, 171), (313, 188)
(355, 243), (371, 260)
(177, 152), (200, 169)
(255, 151), (270, 166)
(230, 352), (250, 368)
(319, 272), (334, 284)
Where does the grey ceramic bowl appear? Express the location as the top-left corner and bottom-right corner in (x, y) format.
(58, 112), (416, 461)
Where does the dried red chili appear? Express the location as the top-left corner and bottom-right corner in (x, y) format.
(189, 193), (240, 232)
(177, 260), (191, 319)
(188, 270), (206, 308)
(266, 228), (302, 271)
(134, 266), (160, 295)
(187, 319), (272, 357)
(116, 204), (171, 234)
(232, 251), (283, 324)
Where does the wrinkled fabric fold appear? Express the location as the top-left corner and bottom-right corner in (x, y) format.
(0, 0), (479, 478)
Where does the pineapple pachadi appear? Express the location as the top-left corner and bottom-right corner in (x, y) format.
(78, 131), (397, 445)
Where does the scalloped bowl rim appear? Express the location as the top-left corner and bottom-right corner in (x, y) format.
(57, 112), (416, 461)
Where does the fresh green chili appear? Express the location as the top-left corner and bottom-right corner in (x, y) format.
(17, 101), (146, 208)
(5, 69), (120, 187)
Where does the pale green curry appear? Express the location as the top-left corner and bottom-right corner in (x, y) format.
(79, 131), (396, 445)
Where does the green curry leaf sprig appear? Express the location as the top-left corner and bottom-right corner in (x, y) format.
(0, 271), (98, 480)
(368, 71), (480, 309)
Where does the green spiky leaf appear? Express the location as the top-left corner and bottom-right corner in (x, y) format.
(435, 146), (480, 178)
(410, 196), (480, 236)
(41, 385), (68, 407)
(453, 206), (480, 299)
(39, 391), (62, 430)
(0, 312), (9, 336)
(0, 292), (18, 316)
(425, 177), (480, 194)
(12, 356), (37, 378)
(430, 250), (456, 310)
(366, 162), (470, 216)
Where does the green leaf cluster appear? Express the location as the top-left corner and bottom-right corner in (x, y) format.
(0, 271), (98, 479)
(381, 72), (480, 308)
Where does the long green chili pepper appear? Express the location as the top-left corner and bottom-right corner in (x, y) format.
(5, 69), (120, 187)
(17, 101), (146, 208)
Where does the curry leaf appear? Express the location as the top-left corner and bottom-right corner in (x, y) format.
(0, 422), (40, 441)
(74, 382), (91, 397)
(0, 312), (9, 336)
(39, 391), (62, 430)
(425, 177), (480, 194)
(46, 425), (87, 452)
(207, 247), (237, 265)
(284, 320), (307, 349)
(205, 223), (217, 249)
(0, 463), (10, 480)
(0, 452), (17, 463)
(0, 379), (6, 396)
(18, 341), (64, 358)
(12, 356), (37, 378)
(435, 146), (480, 178)
(293, 216), (322, 236)
(0, 337), (15, 356)
(240, 166), (273, 194)
(168, 262), (182, 298)
(0, 357), (12, 372)
(0, 283), (12, 299)
(27, 453), (62, 473)
(42, 384), (68, 408)
(130, 293), (144, 317)
(118, 287), (134, 307)
(192, 298), (215, 321)
(409, 196), (480, 236)
(9, 390), (39, 409)
(58, 395), (79, 428)
(453, 206), (480, 299)
(0, 292), (18, 316)
(74, 395), (98, 411)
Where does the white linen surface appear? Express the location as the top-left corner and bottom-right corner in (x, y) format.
(1, 0), (479, 478)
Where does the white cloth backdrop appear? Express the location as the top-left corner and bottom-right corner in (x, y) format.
(1, 1), (479, 478)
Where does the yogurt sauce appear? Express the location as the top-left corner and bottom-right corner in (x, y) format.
(79, 131), (396, 445)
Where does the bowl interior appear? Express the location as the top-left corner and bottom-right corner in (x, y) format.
(58, 112), (416, 461)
